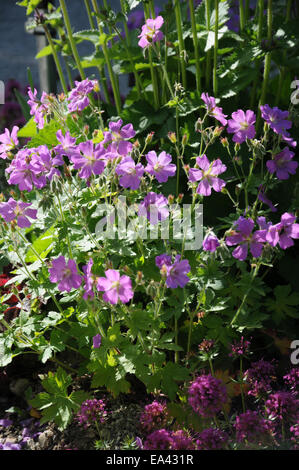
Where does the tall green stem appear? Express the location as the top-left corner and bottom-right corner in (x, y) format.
(173, 0), (187, 88)
(257, 0), (272, 130)
(230, 264), (260, 326)
(239, 0), (245, 33)
(213, 0), (219, 96)
(249, 0), (264, 108)
(205, 0), (212, 89)
(188, 0), (201, 94)
(276, 0), (292, 106)
(91, 0), (122, 114)
(59, 0), (86, 80)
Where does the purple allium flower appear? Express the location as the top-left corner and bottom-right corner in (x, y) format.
(139, 400), (169, 433)
(201, 93), (228, 126)
(225, 216), (265, 261)
(138, 192), (169, 225)
(103, 119), (136, 156)
(68, 79), (97, 112)
(195, 427), (228, 450)
(283, 368), (299, 395)
(115, 156), (144, 190)
(257, 185), (277, 212)
(145, 150), (176, 183)
(266, 147), (297, 180)
(290, 424), (299, 449)
(202, 233), (220, 252)
(265, 391), (299, 423)
(188, 373), (227, 418)
(260, 104), (296, 148)
(82, 258), (95, 300)
(27, 88), (49, 129)
(92, 334), (101, 349)
(266, 212), (299, 250)
(244, 359), (276, 398)
(0, 197), (37, 228)
(227, 109), (256, 143)
(0, 126), (19, 159)
(143, 429), (174, 450)
(76, 399), (107, 429)
(188, 154), (226, 196)
(48, 256), (82, 293)
(235, 410), (273, 444)
(70, 141), (106, 180)
(96, 269), (134, 305)
(171, 430), (194, 450)
(229, 336), (251, 358)
(138, 16), (164, 48)
(54, 130), (77, 158)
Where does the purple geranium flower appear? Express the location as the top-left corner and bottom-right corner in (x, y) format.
(188, 154), (226, 196)
(227, 109), (256, 143)
(69, 141), (106, 179)
(96, 269), (134, 305)
(115, 156), (144, 190)
(202, 233), (220, 252)
(49, 256), (82, 292)
(0, 197), (37, 228)
(92, 334), (101, 349)
(138, 192), (169, 225)
(6, 149), (47, 191)
(226, 216), (265, 261)
(0, 126), (19, 159)
(138, 16), (164, 48)
(257, 185), (277, 212)
(54, 130), (77, 159)
(145, 151), (176, 183)
(27, 88), (49, 129)
(266, 212), (299, 250)
(201, 93), (228, 126)
(260, 104), (297, 148)
(266, 147), (298, 180)
(103, 119), (135, 157)
(30, 145), (62, 181)
(68, 79), (97, 112)
(156, 254), (190, 288)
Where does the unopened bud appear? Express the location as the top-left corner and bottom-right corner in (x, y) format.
(234, 143), (240, 153)
(84, 125), (89, 134)
(136, 271), (143, 284)
(168, 132), (177, 144)
(0, 193), (5, 202)
(177, 193), (184, 203)
(133, 139), (140, 148)
(58, 93), (65, 102)
(145, 132), (154, 145)
(182, 134), (188, 146)
(221, 137), (229, 147)
(9, 190), (16, 198)
(168, 194), (175, 204)
(93, 81), (100, 93)
(195, 118), (202, 132)
(63, 163), (72, 180)
(213, 126), (224, 137)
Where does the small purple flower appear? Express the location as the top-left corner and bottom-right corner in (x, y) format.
(49, 256), (82, 293)
(139, 400), (169, 433)
(227, 109), (256, 143)
(68, 79), (97, 112)
(0, 419), (13, 427)
(155, 254), (172, 270)
(283, 368), (299, 394)
(229, 336), (251, 358)
(54, 130), (77, 158)
(83, 258), (95, 300)
(188, 154), (226, 196)
(30, 145), (62, 181)
(260, 104), (296, 148)
(202, 233), (220, 252)
(266, 147), (298, 180)
(165, 255), (191, 288)
(145, 150), (176, 183)
(266, 212), (299, 250)
(96, 269), (134, 305)
(257, 185), (277, 212)
(235, 410), (273, 444)
(76, 399), (107, 429)
(0, 197), (37, 228)
(0, 126), (19, 159)
(6, 148), (47, 191)
(201, 93), (228, 126)
(138, 192), (169, 225)
(226, 216), (265, 261)
(103, 119), (136, 156)
(135, 437), (143, 449)
(115, 156), (144, 190)
(244, 359), (276, 398)
(265, 391), (299, 423)
(195, 428), (228, 450)
(188, 373), (227, 418)
(138, 16), (164, 48)
(143, 429), (173, 450)
(171, 430), (194, 450)
(70, 141), (106, 180)
(92, 334), (101, 349)
(27, 88), (49, 129)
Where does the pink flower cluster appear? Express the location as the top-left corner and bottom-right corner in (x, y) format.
(187, 373), (227, 418)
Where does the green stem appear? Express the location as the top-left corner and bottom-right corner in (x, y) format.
(249, 0), (264, 108)
(56, 192), (73, 259)
(239, 0), (245, 33)
(245, 0), (250, 23)
(174, 317), (179, 363)
(276, 0), (292, 106)
(173, 0), (187, 88)
(91, 0), (122, 114)
(213, 0), (219, 97)
(188, 0), (201, 94)
(59, 0), (86, 80)
(40, 20), (68, 94)
(230, 264), (261, 326)
(84, 0), (95, 28)
(205, 0), (212, 89)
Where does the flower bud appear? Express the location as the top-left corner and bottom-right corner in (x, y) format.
(220, 137), (229, 147)
(168, 132), (177, 144)
(182, 133), (188, 146)
(177, 193), (184, 203)
(168, 194), (175, 204)
(145, 132), (155, 145)
(195, 118), (202, 132)
(136, 271), (143, 284)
